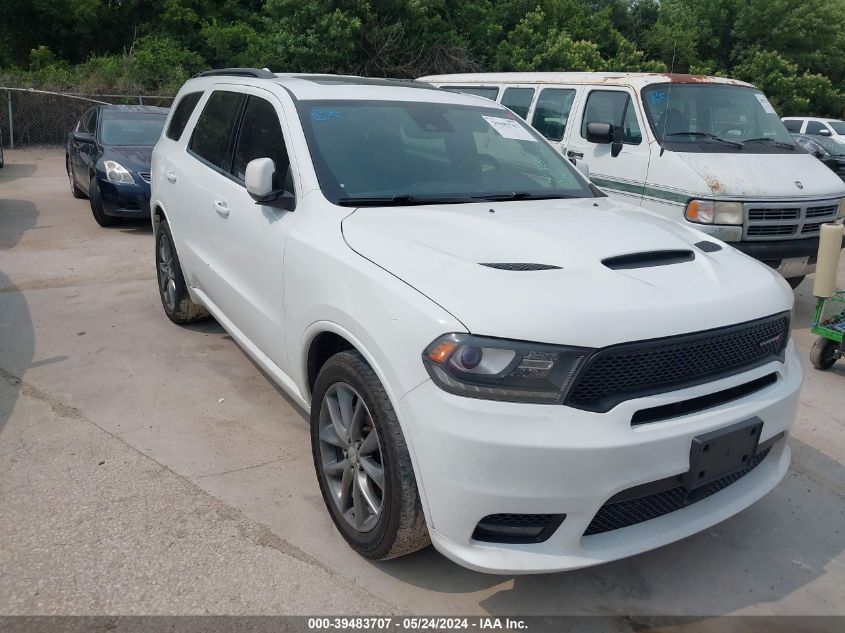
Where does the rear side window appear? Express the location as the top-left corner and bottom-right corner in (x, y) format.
(449, 86), (499, 101)
(232, 96), (291, 190)
(501, 87), (535, 119)
(189, 90), (246, 170)
(782, 119), (802, 132)
(167, 92), (202, 141)
(806, 120), (825, 135)
(581, 90), (641, 144)
(531, 88), (575, 141)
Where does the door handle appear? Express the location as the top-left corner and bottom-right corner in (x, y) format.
(567, 150), (584, 159)
(212, 200), (230, 217)
(166, 170), (178, 183)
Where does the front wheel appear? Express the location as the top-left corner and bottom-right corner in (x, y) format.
(810, 337), (839, 370)
(311, 350), (429, 560)
(89, 177), (119, 226)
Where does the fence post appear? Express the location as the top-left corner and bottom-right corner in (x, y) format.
(6, 90), (13, 149)
(138, 95), (143, 105)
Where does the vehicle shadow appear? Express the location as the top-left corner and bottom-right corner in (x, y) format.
(373, 435), (844, 616)
(0, 161), (37, 185)
(0, 199), (37, 435)
(120, 218), (153, 235)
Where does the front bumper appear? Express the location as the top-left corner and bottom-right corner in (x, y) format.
(398, 342), (802, 574)
(97, 178), (151, 218)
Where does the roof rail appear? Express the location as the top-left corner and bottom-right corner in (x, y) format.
(195, 68), (276, 79)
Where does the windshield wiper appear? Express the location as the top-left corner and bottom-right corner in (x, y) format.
(336, 194), (475, 207)
(742, 137), (798, 150)
(664, 132), (744, 148)
(471, 192), (577, 202)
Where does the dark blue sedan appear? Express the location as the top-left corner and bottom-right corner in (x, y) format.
(66, 105), (168, 226)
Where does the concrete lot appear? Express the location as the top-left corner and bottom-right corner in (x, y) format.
(1, 148), (844, 617)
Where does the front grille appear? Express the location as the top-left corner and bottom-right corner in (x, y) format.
(744, 199), (839, 241)
(139, 172), (151, 184)
(565, 313), (789, 412)
(584, 447), (772, 536)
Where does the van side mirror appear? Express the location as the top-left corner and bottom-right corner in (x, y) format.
(586, 122), (613, 144)
(245, 157), (295, 211)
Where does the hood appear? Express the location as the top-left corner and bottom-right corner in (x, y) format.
(101, 145), (153, 174)
(342, 198), (792, 347)
(675, 152), (845, 199)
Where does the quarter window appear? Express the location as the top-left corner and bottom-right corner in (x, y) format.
(501, 87), (535, 120)
(581, 90), (642, 144)
(531, 88), (575, 141)
(167, 92), (203, 141)
(232, 96), (291, 190)
(189, 90), (246, 170)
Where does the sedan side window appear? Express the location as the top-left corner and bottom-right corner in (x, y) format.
(581, 90), (641, 144)
(189, 90), (246, 171)
(231, 96), (291, 191)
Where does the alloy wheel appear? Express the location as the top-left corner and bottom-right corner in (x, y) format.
(317, 382), (384, 532)
(157, 234), (177, 312)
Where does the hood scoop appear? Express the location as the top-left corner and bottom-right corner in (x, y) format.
(480, 262), (562, 271)
(602, 250), (695, 270)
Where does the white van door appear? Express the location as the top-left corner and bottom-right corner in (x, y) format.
(565, 88), (650, 205)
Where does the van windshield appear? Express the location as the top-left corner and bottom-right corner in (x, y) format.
(641, 83), (798, 153)
(297, 100), (595, 205)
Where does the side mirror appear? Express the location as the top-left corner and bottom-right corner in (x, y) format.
(814, 149), (827, 159)
(73, 131), (94, 143)
(586, 122), (613, 144)
(245, 157), (295, 211)
(819, 129), (832, 137)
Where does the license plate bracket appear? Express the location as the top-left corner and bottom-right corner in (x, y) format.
(682, 417), (763, 490)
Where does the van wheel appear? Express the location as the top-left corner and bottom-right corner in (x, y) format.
(810, 337), (838, 370)
(89, 178), (119, 226)
(155, 218), (210, 324)
(311, 350), (429, 560)
(787, 276), (805, 289)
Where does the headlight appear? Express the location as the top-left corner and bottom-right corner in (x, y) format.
(685, 200), (743, 225)
(838, 198), (845, 219)
(422, 333), (593, 404)
(104, 160), (135, 184)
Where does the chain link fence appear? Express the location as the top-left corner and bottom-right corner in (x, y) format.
(0, 88), (174, 149)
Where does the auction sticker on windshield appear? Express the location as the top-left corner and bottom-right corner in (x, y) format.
(754, 93), (776, 114)
(482, 116), (538, 141)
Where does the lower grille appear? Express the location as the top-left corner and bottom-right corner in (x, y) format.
(584, 447), (772, 536)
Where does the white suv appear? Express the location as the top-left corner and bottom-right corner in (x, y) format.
(151, 69), (803, 574)
(782, 116), (845, 144)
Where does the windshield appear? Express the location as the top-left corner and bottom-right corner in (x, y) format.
(827, 121), (845, 134)
(297, 100), (594, 205)
(641, 83), (797, 152)
(99, 113), (166, 146)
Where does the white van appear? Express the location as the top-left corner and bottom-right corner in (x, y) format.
(420, 72), (845, 286)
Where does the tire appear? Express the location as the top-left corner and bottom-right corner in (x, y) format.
(89, 177), (119, 226)
(810, 337), (838, 370)
(787, 276), (805, 289)
(67, 158), (85, 198)
(155, 218), (210, 324)
(311, 350), (429, 560)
